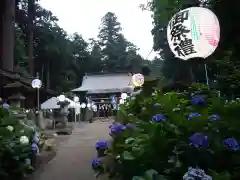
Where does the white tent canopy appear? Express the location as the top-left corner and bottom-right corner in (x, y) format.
(41, 97), (80, 110)
(41, 97), (60, 109)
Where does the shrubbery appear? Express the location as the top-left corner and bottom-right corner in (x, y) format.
(0, 106), (43, 180)
(93, 84), (240, 180)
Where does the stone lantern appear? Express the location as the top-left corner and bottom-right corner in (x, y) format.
(56, 95), (71, 134)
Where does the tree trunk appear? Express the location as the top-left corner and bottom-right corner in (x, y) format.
(1, 0), (15, 71)
(47, 61), (50, 89)
(0, 1), (4, 67)
(27, 0), (35, 75)
(41, 63), (44, 81)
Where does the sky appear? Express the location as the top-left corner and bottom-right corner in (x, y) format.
(39, 0), (158, 60)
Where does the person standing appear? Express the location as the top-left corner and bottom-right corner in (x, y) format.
(104, 104), (108, 118)
(99, 104), (103, 117)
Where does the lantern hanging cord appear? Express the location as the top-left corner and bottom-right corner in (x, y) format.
(145, 48), (154, 59)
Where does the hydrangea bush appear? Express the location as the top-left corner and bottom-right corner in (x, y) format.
(101, 84), (240, 180)
(0, 106), (42, 179)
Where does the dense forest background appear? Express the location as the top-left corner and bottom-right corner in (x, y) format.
(9, 0), (162, 93)
(2, 0), (240, 98)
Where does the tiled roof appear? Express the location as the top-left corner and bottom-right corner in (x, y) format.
(0, 69), (58, 94)
(72, 73), (133, 94)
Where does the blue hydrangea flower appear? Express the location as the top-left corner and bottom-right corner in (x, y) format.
(223, 138), (239, 151)
(91, 158), (101, 169)
(109, 123), (126, 136)
(188, 113), (201, 120)
(2, 103), (10, 110)
(190, 95), (205, 106)
(153, 103), (161, 108)
(31, 143), (39, 153)
(33, 133), (39, 144)
(209, 114), (220, 121)
(189, 133), (208, 148)
(95, 140), (108, 150)
(152, 114), (166, 123)
(109, 122), (120, 129)
(183, 167), (212, 180)
(125, 123), (135, 130)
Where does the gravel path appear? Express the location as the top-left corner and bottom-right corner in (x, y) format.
(33, 120), (113, 180)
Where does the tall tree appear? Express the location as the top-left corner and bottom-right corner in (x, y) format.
(98, 12), (123, 71)
(98, 12), (122, 45)
(1, 0), (15, 71)
(27, 0), (34, 75)
(98, 12), (144, 72)
(89, 39), (103, 72)
(70, 33), (91, 88)
(15, 0), (86, 91)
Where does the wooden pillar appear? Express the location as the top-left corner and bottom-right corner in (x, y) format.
(1, 0), (15, 71)
(27, 0), (35, 75)
(0, 1), (4, 67)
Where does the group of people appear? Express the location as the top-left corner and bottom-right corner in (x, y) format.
(98, 104), (111, 118)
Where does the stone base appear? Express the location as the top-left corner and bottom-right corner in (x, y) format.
(35, 150), (57, 169)
(24, 150), (57, 180)
(96, 174), (110, 180)
(56, 127), (73, 135)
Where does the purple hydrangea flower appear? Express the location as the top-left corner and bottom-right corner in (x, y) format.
(188, 113), (201, 120)
(152, 114), (166, 123)
(91, 158), (101, 169)
(190, 95), (205, 106)
(209, 114), (220, 121)
(183, 167), (212, 180)
(95, 140), (108, 150)
(109, 122), (126, 136)
(2, 103), (10, 110)
(33, 133), (39, 144)
(153, 103), (161, 108)
(189, 133), (209, 148)
(31, 143), (39, 153)
(125, 123), (135, 130)
(223, 138), (239, 151)
(109, 122), (119, 129)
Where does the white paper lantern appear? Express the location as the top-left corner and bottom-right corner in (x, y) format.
(87, 103), (91, 108)
(121, 93), (128, 100)
(167, 7), (220, 60)
(73, 96), (79, 102)
(31, 78), (42, 88)
(132, 73), (144, 87)
(81, 103), (86, 108)
(58, 95), (66, 102)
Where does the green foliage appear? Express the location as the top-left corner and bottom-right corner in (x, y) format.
(98, 12), (144, 73)
(146, 0), (240, 97)
(0, 108), (38, 180)
(105, 84), (240, 179)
